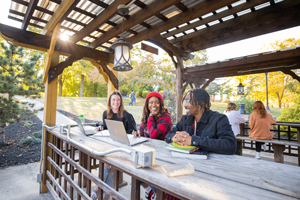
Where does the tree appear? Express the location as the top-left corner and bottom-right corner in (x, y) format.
(0, 42), (44, 144)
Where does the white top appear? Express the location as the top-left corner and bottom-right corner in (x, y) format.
(223, 110), (246, 136)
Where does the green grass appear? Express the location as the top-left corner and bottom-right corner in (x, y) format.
(37, 97), (283, 123)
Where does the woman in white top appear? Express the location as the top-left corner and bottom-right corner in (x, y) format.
(224, 103), (246, 155)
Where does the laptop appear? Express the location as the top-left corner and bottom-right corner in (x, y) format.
(73, 117), (99, 136)
(105, 119), (149, 146)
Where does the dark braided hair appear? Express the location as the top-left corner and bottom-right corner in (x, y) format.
(141, 97), (170, 130)
(184, 88), (211, 112)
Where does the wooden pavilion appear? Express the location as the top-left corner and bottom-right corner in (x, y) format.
(1, 0), (300, 195)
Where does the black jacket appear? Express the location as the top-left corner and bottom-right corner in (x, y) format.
(165, 110), (236, 155)
(95, 110), (136, 134)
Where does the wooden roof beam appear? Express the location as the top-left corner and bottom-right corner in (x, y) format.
(42, 24), (61, 84)
(0, 24), (113, 63)
(127, 0), (237, 45)
(70, 0), (132, 43)
(188, 60), (300, 77)
(178, 0), (300, 52)
(41, 0), (80, 36)
(148, 34), (194, 61)
(185, 47), (300, 73)
(89, 0), (183, 48)
(21, 0), (39, 30)
(162, 0), (270, 38)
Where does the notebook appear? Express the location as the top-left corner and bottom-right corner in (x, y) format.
(171, 151), (208, 159)
(105, 119), (149, 146)
(73, 117), (99, 136)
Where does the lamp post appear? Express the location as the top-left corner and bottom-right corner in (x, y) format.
(265, 72), (271, 112)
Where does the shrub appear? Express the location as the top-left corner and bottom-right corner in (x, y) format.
(142, 91), (149, 98)
(18, 136), (41, 147)
(33, 130), (42, 138)
(137, 90), (143, 97)
(234, 98), (256, 114)
(21, 120), (36, 128)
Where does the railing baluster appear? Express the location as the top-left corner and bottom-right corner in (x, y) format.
(70, 146), (75, 200)
(64, 142), (68, 193)
(78, 151), (82, 200)
(86, 154), (91, 197)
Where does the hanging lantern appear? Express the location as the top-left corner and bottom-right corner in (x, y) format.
(111, 38), (133, 71)
(237, 82), (244, 95)
(110, 5), (133, 71)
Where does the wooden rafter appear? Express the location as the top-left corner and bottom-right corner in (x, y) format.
(148, 34), (194, 60)
(89, 0), (183, 48)
(41, 0), (80, 36)
(70, 0), (132, 43)
(178, 0), (300, 52)
(162, 0), (270, 38)
(21, 0), (39, 30)
(183, 74), (206, 87)
(0, 24), (114, 63)
(127, 0), (237, 45)
(42, 24), (61, 84)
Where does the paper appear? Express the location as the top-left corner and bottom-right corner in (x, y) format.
(93, 130), (110, 136)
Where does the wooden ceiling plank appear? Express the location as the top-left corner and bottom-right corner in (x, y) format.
(21, 0), (39, 30)
(41, 0), (80, 36)
(163, 0), (270, 38)
(89, 0), (183, 48)
(178, 0), (300, 51)
(42, 24), (61, 84)
(0, 23), (113, 63)
(173, 0), (299, 45)
(127, 0), (237, 45)
(70, 0), (132, 43)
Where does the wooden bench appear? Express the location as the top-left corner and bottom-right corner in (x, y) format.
(236, 136), (300, 165)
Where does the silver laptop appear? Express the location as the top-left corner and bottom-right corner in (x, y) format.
(74, 117), (98, 136)
(105, 119), (149, 146)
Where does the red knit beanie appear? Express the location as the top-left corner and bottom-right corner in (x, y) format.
(146, 92), (164, 102)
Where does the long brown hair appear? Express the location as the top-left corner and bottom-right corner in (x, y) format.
(226, 103), (237, 112)
(253, 101), (267, 118)
(141, 97), (170, 129)
(107, 90), (125, 119)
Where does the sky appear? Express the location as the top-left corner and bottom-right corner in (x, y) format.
(1, 0), (300, 63)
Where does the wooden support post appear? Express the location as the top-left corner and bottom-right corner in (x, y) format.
(41, 51), (59, 193)
(107, 63), (118, 97)
(272, 144), (285, 163)
(130, 177), (141, 200)
(176, 57), (183, 122)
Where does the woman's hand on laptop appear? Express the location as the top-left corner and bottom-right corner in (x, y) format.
(95, 126), (104, 131)
(132, 130), (140, 137)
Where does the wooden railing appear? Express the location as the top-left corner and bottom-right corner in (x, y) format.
(239, 121), (300, 165)
(44, 130), (128, 200)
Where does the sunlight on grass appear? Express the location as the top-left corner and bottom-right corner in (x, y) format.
(37, 97), (282, 123)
